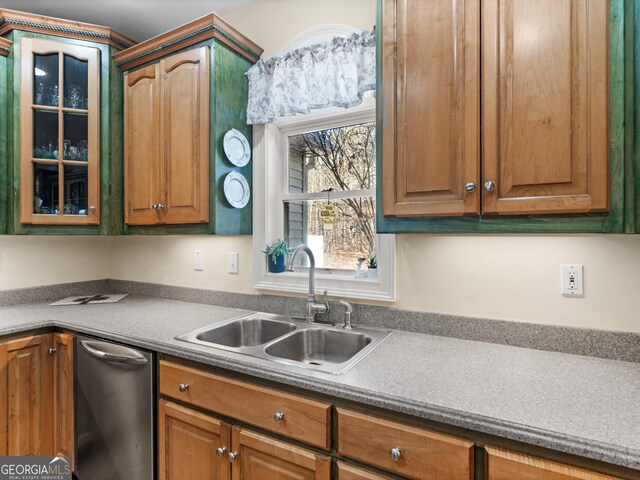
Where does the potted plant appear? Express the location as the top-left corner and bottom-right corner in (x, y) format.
(263, 239), (293, 273)
(367, 254), (377, 279)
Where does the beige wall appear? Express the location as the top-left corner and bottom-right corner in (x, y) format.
(2, 0), (640, 335)
(0, 236), (109, 290)
(225, 0), (376, 57)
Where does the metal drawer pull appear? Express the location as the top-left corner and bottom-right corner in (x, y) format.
(228, 452), (239, 463)
(178, 383), (189, 392)
(465, 182), (476, 192)
(48, 347), (57, 355)
(273, 411), (285, 423)
(484, 181), (496, 192)
(390, 447), (402, 462)
(216, 447), (227, 457)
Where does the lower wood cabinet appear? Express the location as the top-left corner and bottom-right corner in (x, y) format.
(485, 446), (621, 480)
(159, 399), (330, 480)
(159, 400), (230, 480)
(337, 408), (474, 480)
(337, 461), (394, 480)
(0, 332), (74, 463)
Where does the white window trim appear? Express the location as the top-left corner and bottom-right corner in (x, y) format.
(252, 97), (396, 302)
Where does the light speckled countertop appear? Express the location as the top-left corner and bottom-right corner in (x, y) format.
(1, 296), (639, 471)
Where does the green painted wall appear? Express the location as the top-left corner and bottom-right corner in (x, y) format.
(376, 0), (633, 234)
(6, 31), (122, 235)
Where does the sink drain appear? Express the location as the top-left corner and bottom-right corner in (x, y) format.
(306, 361), (323, 366)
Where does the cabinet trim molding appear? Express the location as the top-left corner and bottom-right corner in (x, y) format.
(0, 8), (135, 50)
(113, 12), (263, 70)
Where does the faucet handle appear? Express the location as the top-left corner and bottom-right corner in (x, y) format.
(321, 290), (330, 312)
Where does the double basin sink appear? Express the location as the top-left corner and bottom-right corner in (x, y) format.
(176, 312), (391, 375)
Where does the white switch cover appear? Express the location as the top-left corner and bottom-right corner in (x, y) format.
(194, 250), (204, 271)
(227, 252), (239, 274)
(561, 264), (583, 296)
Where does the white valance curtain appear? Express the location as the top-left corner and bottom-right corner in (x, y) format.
(246, 28), (376, 125)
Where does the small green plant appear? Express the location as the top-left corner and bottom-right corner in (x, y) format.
(366, 254), (377, 269)
(263, 239), (293, 263)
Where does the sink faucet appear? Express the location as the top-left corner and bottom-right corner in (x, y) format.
(287, 244), (330, 323)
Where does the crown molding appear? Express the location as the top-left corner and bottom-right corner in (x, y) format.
(0, 36), (11, 57)
(113, 12), (263, 70)
(0, 8), (136, 50)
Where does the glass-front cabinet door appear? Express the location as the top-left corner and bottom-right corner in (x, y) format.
(20, 37), (100, 225)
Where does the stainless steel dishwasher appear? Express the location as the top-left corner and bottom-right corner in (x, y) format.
(75, 335), (154, 480)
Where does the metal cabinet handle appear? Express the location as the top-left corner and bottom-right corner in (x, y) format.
(48, 347), (57, 355)
(484, 181), (496, 192)
(178, 383), (189, 392)
(390, 447), (402, 462)
(89, 205), (96, 212)
(152, 204), (158, 210)
(465, 183), (476, 193)
(228, 452), (239, 463)
(157, 204), (165, 209)
(216, 447), (227, 457)
(273, 411), (285, 423)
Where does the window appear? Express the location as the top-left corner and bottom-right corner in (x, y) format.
(253, 96), (396, 301)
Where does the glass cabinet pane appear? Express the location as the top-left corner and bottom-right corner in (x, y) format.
(64, 165), (88, 215)
(64, 55), (88, 110)
(33, 54), (59, 107)
(63, 113), (88, 161)
(33, 110), (59, 159)
(33, 163), (59, 214)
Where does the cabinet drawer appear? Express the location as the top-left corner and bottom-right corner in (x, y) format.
(337, 461), (394, 480)
(337, 408), (474, 480)
(159, 360), (331, 449)
(485, 446), (621, 480)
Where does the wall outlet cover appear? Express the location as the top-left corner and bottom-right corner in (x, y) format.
(561, 264), (583, 296)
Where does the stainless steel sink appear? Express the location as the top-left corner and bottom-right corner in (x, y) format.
(176, 312), (391, 375)
(175, 313), (297, 351)
(265, 329), (371, 365)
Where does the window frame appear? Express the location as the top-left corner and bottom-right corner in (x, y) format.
(253, 97), (396, 302)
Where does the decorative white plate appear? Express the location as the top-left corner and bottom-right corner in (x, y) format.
(223, 171), (250, 209)
(223, 129), (251, 167)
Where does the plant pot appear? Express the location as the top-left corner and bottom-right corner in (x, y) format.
(367, 268), (378, 279)
(267, 254), (287, 273)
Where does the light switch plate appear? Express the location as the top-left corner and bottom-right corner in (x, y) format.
(194, 250), (203, 271)
(227, 252), (239, 274)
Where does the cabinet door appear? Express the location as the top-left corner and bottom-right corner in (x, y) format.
(159, 400), (231, 480)
(125, 64), (162, 225)
(482, 0), (609, 215)
(20, 37), (101, 225)
(382, 0), (480, 217)
(485, 446), (621, 480)
(0, 334), (49, 456)
(160, 46), (210, 225)
(230, 426), (330, 480)
(50, 333), (74, 464)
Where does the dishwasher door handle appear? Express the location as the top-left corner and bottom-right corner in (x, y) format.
(80, 340), (148, 366)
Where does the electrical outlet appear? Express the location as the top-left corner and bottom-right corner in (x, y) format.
(194, 250), (203, 271)
(227, 252), (239, 274)
(561, 264), (583, 296)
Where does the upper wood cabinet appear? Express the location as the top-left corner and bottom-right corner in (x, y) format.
(20, 37), (101, 226)
(379, 0), (616, 232)
(382, 0), (480, 217)
(117, 13), (263, 234)
(1, 10), (135, 235)
(481, 0), (609, 215)
(124, 46), (210, 226)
